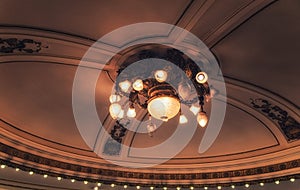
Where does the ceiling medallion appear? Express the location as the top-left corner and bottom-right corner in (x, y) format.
(109, 45), (216, 136)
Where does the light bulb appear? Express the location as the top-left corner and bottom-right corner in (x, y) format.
(119, 80), (131, 92)
(111, 184), (115, 187)
(231, 185), (235, 189)
(124, 185), (128, 189)
(189, 105), (200, 115)
(196, 72), (208, 84)
(147, 123), (157, 137)
(290, 178), (295, 182)
(259, 183), (264, 186)
(275, 180), (280, 184)
(245, 184), (249, 188)
(217, 186), (221, 190)
(109, 103), (122, 119)
(57, 177), (62, 181)
(150, 187), (154, 190)
(127, 107), (136, 118)
(136, 186), (140, 189)
(43, 174), (48, 178)
(197, 111), (208, 127)
(179, 114), (188, 124)
(109, 94), (121, 103)
(71, 179), (75, 183)
(132, 79), (144, 91)
(84, 181), (88, 184)
(97, 183), (101, 187)
(154, 70), (167, 82)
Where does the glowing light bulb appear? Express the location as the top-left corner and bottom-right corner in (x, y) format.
(176, 187), (180, 190)
(0, 165), (5, 169)
(196, 72), (208, 84)
(197, 111), (208, 127)
(217, 186), (221, 190)
(57, 177), (62, 181)
(245, 184), (250, 188)
(179, 114), (188, 124)
(231, 185), (235, 189)
(84, 181), (88, 184)
(275, 180), (280, 184)
(97, 183), (101, 187)
(119, 80), (131, 92)
(29, 171), (34, 175)
(154, 70), (167, 82)
(94, 187), (99, 190)
(71, 179), (75, 183)
(127, 107), (136, 118)
(204, 187), (208, 190)
(124, 185), (128, 189)
(136, 186), (140, 189)
(190, 186), (194, 190)
(189, 105), (200, 115)
(163, 187), (167, 190)
(259, 182), (264, 186)
(150, 187), (154, 190)
(133, 79), (144, 91)
(290, 178), (295, 182)
(111, 184), (115, 187)
(109, 94), (121, 103)
(43, 174), (48, 178)
(15, 168), (20, 172)
(109, 103), (122, 119)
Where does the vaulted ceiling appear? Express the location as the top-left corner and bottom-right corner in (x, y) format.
(0, 0), (299, 190)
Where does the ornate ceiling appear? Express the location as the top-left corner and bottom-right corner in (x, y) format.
(0, 0), (299, 189)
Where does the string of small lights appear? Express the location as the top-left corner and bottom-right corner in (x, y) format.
(0, 161), (299, 190)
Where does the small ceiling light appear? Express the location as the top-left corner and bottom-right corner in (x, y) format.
(150, 187), (154, 190)
(154, 70), (167, 82)
(124, 185), (128, 189)
(275, 180), (280, 184)
(245, 184), (250, 188)
(0, 165), (5, 169)
(109, 103), (122, 119)
(259, 182), (264, 186)
(231, 185), (235, 189)
(197, 111), (208, 127)
(290, 178), (295, 182)
(133, 79), (144, 91)
(29, 171), (34, 175)
(94, 187), (99, 190)
(189, 105), (200, 115)
(84, 181), (88, 184)
(190, 186), (194, 190)
(57, 177), (62, 181)
(109, 94), (121, 103)
(136, 186), (141, 189)
(147, 96), (180, 121)
(217, 186), (221, 189)
(163, 187), (167, 190)
(15, 168), (20, 172)
(127, 107), (136, 118)
(176, 187), (180, 190)
(43, 174), (48, 178)
(111, 184), (115, 187)
(71, 179), (75, 183)
(179, 114), (188, 124)
(196, 72), (208, 84)
(119, 80), (131, 92)
(204, 187), (208, 190)
(97, 183), (102, 187)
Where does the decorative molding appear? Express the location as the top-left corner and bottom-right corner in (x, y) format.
(1, 141), (300, 186)
(103, 121), (128, 156)
(251, 98), (300, 141)
(0, 38), (48, 53)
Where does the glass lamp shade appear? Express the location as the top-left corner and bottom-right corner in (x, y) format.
(109, 94), (121, 103)
(154, 70), (168, 82)
(147, 96), (180, 121)
(197, 111), (208, 127)
(132, 79), (144, 91)
(196, 72), (208, 84)
(109, 103), (122, 119)
(179, 114), (188, 124)
(119, 80), (131, 92)
(126, 107), (136, 118)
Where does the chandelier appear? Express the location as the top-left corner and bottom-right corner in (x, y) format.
(108, 46), (215, 136)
